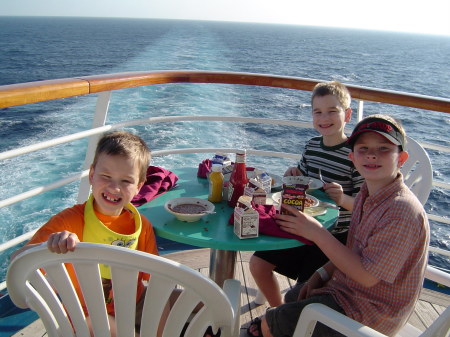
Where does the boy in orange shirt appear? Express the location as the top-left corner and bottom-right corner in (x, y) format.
(11, 131), (164, 335)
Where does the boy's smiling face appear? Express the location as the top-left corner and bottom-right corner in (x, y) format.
(349, 132), (408, 191)
(312, 94), (351, 143)
(89, 153), (144, 216)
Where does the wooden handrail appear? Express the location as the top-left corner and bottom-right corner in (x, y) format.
(1, 71), (450, 113)
(0, 78), (89, 109)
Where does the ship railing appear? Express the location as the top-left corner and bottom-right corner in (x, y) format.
(1, 70), (449, 293)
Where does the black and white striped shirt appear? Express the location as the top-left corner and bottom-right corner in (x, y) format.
(298, 136), (364, 233)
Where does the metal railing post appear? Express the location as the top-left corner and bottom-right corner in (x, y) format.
(356, 100), (364, 122)
(77, 91), (111, 203)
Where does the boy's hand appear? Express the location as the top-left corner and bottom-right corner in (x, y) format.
(284, 166), (301, 177)
(47, 231), (80, 254)
(323, 182), (356, 211)
(275, 204), (324, 242)
(298, 273), (323, 300)
(323, 182), (344, 205)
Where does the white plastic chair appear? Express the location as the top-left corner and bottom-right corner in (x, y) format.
(6, 242), (241, 337)
(291, 246), (450, 337)
(293, 303), (450, 337)
(401, 136), (433, 206)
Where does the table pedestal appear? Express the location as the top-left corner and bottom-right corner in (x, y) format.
(209, 249), (237, 287)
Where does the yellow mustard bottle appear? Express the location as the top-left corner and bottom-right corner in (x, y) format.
(208, 164), (224, 203)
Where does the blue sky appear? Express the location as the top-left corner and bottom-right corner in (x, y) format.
(2, 0), (450, 36)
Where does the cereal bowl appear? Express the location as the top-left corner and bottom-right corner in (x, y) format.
(164, 197), (215, 222)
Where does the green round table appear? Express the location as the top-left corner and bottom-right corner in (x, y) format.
(139, 167), (338, 286)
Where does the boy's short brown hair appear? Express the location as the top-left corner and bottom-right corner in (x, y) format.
(311, 81), (351, 110)
(92, 131), (150, 183)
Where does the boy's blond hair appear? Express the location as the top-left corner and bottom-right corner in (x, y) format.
(311, 81), (351, 110)
(92, 131), (150, 184)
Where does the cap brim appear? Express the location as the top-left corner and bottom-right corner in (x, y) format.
(348, 130), (401, 146)
(373, 130), (401, 146)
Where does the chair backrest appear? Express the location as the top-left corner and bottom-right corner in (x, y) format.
(7, 242), (240, 337)
(401, 136), (433, 205)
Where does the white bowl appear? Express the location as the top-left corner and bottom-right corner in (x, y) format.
(164, 197), (215, 222)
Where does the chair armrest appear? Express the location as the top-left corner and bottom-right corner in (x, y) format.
(425, 265), (450, 288)
(293, 303), (387, 337)
(395, 323), (422, 337)
(223, 279), (241, 337)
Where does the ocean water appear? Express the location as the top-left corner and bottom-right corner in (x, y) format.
(0, 17), (449, 282)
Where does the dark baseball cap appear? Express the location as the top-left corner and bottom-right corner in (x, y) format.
(347, 116), (405, 150)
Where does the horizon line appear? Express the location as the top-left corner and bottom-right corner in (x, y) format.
(1, 14), (449, 37)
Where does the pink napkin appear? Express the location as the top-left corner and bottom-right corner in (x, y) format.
(229, 203), (312, 244)
(197, 159), (212, 178)
(131, 166), (178, 206)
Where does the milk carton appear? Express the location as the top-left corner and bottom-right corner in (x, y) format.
(253, 169), (272, 194)
(244, 178), (267, 205)
(221, 164), (234, 200)
(233, 195), (259, 239)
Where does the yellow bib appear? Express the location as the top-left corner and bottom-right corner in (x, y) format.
(83, 194), (142, 279)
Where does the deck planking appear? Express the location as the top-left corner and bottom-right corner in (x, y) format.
(12, 248), (450, 337)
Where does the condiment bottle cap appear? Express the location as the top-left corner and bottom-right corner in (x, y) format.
(211, 164), (222, 172)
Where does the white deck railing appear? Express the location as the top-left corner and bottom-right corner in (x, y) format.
(1, 71), (449, 293)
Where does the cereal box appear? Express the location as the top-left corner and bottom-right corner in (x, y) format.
(280, 183), (309, 214)
(234, 195), (259, 239)
(211, 153), (232, 166)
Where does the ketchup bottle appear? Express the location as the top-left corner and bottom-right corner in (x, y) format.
(227, 150), (249, 207)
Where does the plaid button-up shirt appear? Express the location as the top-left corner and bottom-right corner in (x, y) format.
(315, 173), (429, 336)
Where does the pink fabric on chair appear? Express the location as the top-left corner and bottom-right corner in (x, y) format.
(197, 159), (212, 178)
(228, 203), (312, 244)
(131, 166), (178, 206)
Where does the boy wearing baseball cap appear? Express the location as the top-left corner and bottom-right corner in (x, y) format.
(247, 114), (430, 337)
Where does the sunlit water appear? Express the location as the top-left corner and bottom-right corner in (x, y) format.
(0, 17), (449, 281)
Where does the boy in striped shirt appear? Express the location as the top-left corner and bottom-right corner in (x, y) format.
(250, 81), (363, 307)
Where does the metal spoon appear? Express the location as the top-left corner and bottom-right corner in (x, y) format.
(317, 169), (338, 208)
(318, 168), (325, 184)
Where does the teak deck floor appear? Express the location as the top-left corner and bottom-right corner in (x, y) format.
(13, 248), (450, 337)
